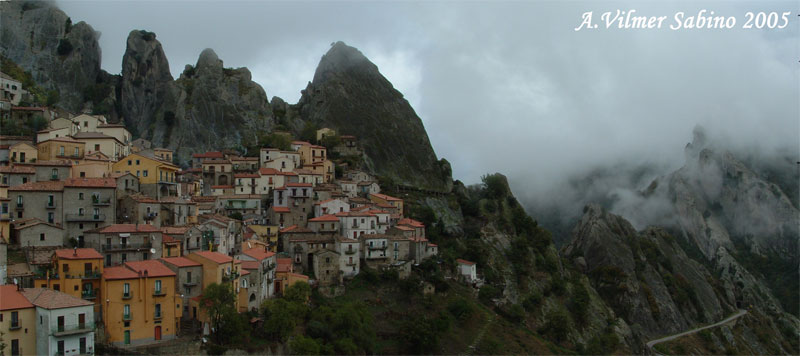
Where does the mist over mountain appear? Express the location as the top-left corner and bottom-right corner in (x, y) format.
(2, 0), (798, 353)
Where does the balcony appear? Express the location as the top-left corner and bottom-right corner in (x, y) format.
(102, 242), (151, 251)
(50, 174), (59, 180)
(65, 270), (100, 279)
(52, 322), (94, 336)
(183, 278), (197, 287)
(368, 245), (387, 251)
(122, 313), (132, 321)
(346, 261), (357, 266)
(262, 263), (276, 273)
(9, 320), (21, 330)
(153, 289), (166, 297)
(15, 202), (23, 209)
(154, 312), (162, 320)
(122, 291), (132, 300)
(81, 289), (96, 300)
(92, 197), (111, 206)
(344, 248), (357, 255)
(46, 202), (56, 209)
(65, 213), (105, 222)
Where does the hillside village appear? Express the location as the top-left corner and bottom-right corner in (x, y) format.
(0, 72), (483, 355)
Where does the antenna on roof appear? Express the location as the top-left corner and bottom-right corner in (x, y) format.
(73, 246), (77, 256)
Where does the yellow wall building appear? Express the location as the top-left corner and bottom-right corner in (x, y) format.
(33, 248), (104, 316)
(112, 153), (179, 184)
(101, 260), (180, 346)
(0, 285), (37, 356)
(37, 137), (85, 161)
(369, 193), (404, 214)
(9, 142), (37, 164)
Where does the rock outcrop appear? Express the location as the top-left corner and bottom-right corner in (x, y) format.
(296, 42), (451, 192)
(0, 0), (102, 111)
(118, 32), (273, 163)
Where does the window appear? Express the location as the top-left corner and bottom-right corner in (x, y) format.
(135, 160), (140, 165)
(39, 233), (44, 241)
(1, 203), (7, 214)
(128, 160), (132, 166)
(143, 170), (148, 177)
(10, 311), (19, 328)
(47, 212), (54, 223)
(123, 283), (130, 297)
(155, 280), (162, 294)
(57, 340), (65, 356)
(79, 208), (84, 216)
(154, 304), (162, 318)
(94, 144), (100, 151)
(59, 146), (65, 156)
(51, 168), (58, 178)
(74, 147), (79, 156)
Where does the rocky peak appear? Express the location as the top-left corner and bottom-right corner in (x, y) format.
(195, 48), (223, 76)
(298, 41), (451, 191)
(0, 0), (102, 111)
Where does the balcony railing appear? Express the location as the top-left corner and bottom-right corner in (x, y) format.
(368, 245), (387, 251)
(122, 313), (131, 321)
(65, 213), (105, 222)
(122, 291), (132, 300)
(46, 202), (56, 209)
(154, 312), (162, 319)
(52, 322), (94, 336)
(346, 261), (357, 266)
(183, 278), (197, 287)
(345, 248), (357, 255)
(9, 320), (21, 330)
(81, 290), (96, 300)
(102, 242), (151, 251)
(15, 202), (23, 209)
(153, 289), (165, 297)
(92, 197), (111, 206)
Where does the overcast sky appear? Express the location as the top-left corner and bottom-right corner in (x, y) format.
(57, 1), (799, 205)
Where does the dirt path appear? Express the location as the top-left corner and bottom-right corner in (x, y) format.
(463, 311), (495, 356)
(646, 309), (747, 353)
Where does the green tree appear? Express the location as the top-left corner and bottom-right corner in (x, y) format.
(290, 335), (321, 355)
(262, 299), (297, 342)
(199, 283), (243, 345)
(299, 122), (319, 143)
(284, 281), (311, 303)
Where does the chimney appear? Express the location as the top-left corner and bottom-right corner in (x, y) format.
(73, 246), (77, 256)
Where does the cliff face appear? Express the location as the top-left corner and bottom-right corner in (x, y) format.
(0, 0), (102, 111)
(118, 31), (272, 163)
(296, 42), (452, 192)
(563, 204), (798, 354)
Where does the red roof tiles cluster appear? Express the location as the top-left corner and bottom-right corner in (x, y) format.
(97, 224), (160, 234)
(192, 251), (233, 264)
(55, 248), (103, 260)
(125, 260), (177, 278)
(161, 256), (202, 268)
(8, 181), (64, 191)
(64, 177), (116, 188)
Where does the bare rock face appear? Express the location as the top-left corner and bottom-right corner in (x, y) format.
(297, 42), (452, 192)
(0, 0), (102, 111)
(564, 204), (797, 354)
(119, 32), (273, 163)
(668, 126), (799, 262)
(120, 30), (177, 141)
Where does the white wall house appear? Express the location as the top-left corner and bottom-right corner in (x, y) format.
(314, 198), (350, 217)
(457, 259), (477, 282)
(338, 212), (378, 239)
(21, 288), (95, 356)
(336, 238), (360, 278)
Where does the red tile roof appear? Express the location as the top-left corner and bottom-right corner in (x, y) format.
(370, 193), (402, 201)
(124, 260), (177, 278)
(394, 225), (414, 231)
(192, 151), (224, 159)
(398, 218), (425, 228)
(273, 206), (290, 213)
(8, 181), (64, 191)
(55, 248), (103, 260)
(64, 177), (116, 188)
(309, 214), (339, 222)
(456, 259), (475, 266)
(103, 266), (140, 280)
(280, 225), (298, 233)
(21, 288), (93, 309)
(243, 248), (275, 261)
(276, 258), (292, 273)
(127, 194), (159, 203)
(258, 167), (280, 175)
(97, 224), (160, 234)
(0, 166), (35, 174)
(192, 251), (233, 264)
(160, 257), (202, 268)
(286, 182), (312, 187)
(240, 260), (260, 270)
(234, 173), (259, 178)
(0, 285), (35, 310)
